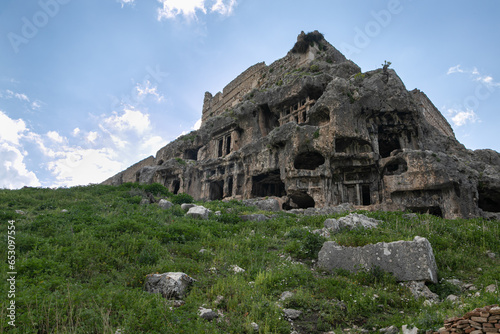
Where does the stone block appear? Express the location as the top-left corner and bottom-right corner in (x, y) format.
(158, 199), (173, 209)
(186, 206), (211, 219)
(318, 236), (438, 283)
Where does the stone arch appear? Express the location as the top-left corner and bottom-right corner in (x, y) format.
(294, 151), (325, 170)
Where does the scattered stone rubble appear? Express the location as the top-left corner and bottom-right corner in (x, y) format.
(436, 305), (500, 334)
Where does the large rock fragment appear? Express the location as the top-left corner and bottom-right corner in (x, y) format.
(318, 236), (438, 283)
(186, 206), (211, 219)
(242, 198), (281, 212)
(324, 213), (380, 233)
(144, 272), (196, 299)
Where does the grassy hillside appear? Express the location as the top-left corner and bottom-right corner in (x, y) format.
(0, 184), (499, 333)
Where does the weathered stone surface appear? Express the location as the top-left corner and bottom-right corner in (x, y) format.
(158, 199), (173, 209)
(181, 203), (197, 211)
(324, 213), (379, 233)
(144, 272), (195, 299)
(103, 31), (500, 219)
(283, 308), (302, 320)
(199, 307), (218, 321)
(318, 236), (438, 283)
(242, 198), (281, 212)
(240, 214), (269, 222)
(402, 325), (418, 334)
(186, 206), (211, 220)
(402, 280), (439, 302)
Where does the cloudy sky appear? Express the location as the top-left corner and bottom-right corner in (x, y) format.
(1, 1), (499, 189)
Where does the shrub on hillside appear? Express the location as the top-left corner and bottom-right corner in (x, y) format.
(170, 193), (194, 205)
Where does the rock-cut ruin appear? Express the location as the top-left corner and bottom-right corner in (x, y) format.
(103, 31), (500, 219)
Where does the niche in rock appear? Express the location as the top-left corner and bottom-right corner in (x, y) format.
(258, 104), (279, 137)
(285, 191), (315, 209)
(209, 180), (224, 200)
(384, 158), (408, 176)
(335, 138), (372, 154)
(407, 206), (443, 218)
(172, 180), (180, 195)
(294, 151), (325, 170)
(378, 132), (401, 158)
(251, 170), (286, 197)
(309, 105), (330, 126)
(184, 148), (200, 161)
(478, 186), (500, 212)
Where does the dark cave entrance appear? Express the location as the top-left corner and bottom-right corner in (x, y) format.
(378, 133), (401, 158)
(294, 151), (326, 170)
(251, 170), (286, 197)
(184, 148), (200, 161)
(209, 180), (224, 200)
(407, 206), (443, 218)
(283, 191), (315, 210)
(172, 180), (180, 195)
(478, 187), (500, 212)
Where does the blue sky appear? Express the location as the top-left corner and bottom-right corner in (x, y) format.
(1, 0), (499, 189)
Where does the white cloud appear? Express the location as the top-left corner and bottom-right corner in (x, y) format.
(118, 0), (135, 7)
(211, 0), (236, 15)
(192, 118), (202, 130)
(72, 128), (81, 136)
(4, 89), (30, 102)
(136, 80), (164, 102)
(157, 0), (237, 20)
(0, 111), (28, 146)
(31, 100), (42, 110)
(447, 65), (464, 75)
(86, 131), (98, 143)
(47, 131), (65, 143)
(0, 143), (41, 189)
(46, 147), (123, 187)
(448, 108), (479, 127)
(0, 110), (40, 189)
(447, 65), (500, 88)
(103, 108), (151, 134)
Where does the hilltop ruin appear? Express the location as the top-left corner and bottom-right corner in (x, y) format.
(103, 31), (500, 219)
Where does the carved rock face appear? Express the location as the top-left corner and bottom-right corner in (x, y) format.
(103, 32), (500, 219)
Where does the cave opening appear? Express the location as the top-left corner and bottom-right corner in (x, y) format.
(209, 180), (224, 200)
(362, 185), (371, 206)
(251, 170), (286, 197)
(384, 158), (408, 176)
(284, 191), (315, 210)
(294, 151), (326, 170)
(407, 206), (443, 218)
(172, 180), (180, 195)
(184, 148), (200, 161)
(227, 176), (233, 197)
(478, 187), (500, 212)
(378, 133), (401, 158)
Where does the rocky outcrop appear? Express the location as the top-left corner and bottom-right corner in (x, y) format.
(103, 31), (500, 219)
(317, 236), (438, 283)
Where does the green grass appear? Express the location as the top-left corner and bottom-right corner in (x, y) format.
(0, 185), (499, 333)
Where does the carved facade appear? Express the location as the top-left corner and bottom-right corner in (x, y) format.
(103, 31), (500, 219)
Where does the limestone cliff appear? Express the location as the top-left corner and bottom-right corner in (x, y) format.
(103, 31), (500, 219)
